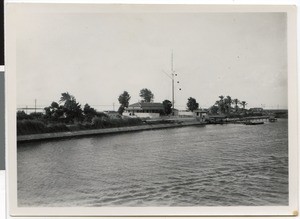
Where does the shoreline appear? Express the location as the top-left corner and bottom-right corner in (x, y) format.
(17, 121), (205, 143)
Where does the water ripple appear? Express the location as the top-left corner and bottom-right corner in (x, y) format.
(18, 119), (288, 206)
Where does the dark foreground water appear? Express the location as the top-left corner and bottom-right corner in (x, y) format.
(17, 119), (288, 207)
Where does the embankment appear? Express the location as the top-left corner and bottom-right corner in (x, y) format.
(17, 121), (205, 143)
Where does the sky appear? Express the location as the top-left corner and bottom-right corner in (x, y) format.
(16, 9), (287, 111)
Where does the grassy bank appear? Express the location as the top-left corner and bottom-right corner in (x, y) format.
(17, 117), (144, 136)
(17, 121), (205, 143)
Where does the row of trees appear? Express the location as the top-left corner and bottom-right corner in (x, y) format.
(20, 92), (248, 124)
(210, 95), (247, 115)
(118, 89), (200, 114)
(118, 89), (173, 115)
(43, 92), (106, 123)
(118, 88), (155, 114)
(41, 89), (156, 123)
(18, 89), (162, 124)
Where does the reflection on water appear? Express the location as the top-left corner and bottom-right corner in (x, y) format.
(17, 119), (288, 206)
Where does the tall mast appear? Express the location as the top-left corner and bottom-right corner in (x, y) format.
(171, 50), (175, 111)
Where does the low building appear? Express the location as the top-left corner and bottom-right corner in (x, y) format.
(171, 108), (179, 116)
(123, 102), (164, 118)
(193, 109), (208, 122)
(178, 110), (193, 117)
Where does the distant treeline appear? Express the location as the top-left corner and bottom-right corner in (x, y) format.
(207, 95), (287, 118)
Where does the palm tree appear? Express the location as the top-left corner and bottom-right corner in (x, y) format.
(59, 92), (83, 123)
(225, 95), (232, 114)
(240, 101), (247, 109)
(59, 92), (74, 104)
(214, 95), (224, 114)
(233, 98), (239, 112)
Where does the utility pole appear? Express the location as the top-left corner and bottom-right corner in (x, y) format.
(113, 102), (115, 111)
(34, 99), (37, 113)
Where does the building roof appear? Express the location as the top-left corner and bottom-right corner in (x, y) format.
(127, 102), (164, 110)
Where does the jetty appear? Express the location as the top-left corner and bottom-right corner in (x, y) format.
(207, 116), (271, 125)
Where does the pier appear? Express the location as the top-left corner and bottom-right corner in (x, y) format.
(227, 116), (270, 124)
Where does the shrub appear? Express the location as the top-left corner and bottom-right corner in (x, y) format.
(17, 120), (70, 135)
(92, 116), (105, 129)
(17, 116), (144, 135)
(47, 124), (69, 133)
(17, 120), (47, 135)
(92, 116), (143, 129)
(29, 112), (44, 120)
(17, 111), (32, 120)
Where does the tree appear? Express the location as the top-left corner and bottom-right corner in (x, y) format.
(224, 95), (232, 114)
(139, 88), (154, 102)
(59, 92), (83, 123)
(17, 111), (31, 120)
(240, 101), (247, 109)
(59, 92), (74, 103)
(233, 99), (240, 112)
(51, 101), (59, 109)
(162, 100), (172, 115)
(44, 101), (64, 121)
(209, 105), (219, 115)
(215, 95), (226, 114)
(83, 104), (97, 122)
(118, 91), (131, 108)
(118, 91), (131, 115)
(187, 97), (199, 112)
(118, 106), (125, 115)
(83, 104), (96, 115)
(64, 100), (83, 123)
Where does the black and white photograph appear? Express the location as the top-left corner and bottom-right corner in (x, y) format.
(5, 3), (298, 216)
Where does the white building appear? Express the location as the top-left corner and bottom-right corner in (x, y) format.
(123, 102), (164, 118)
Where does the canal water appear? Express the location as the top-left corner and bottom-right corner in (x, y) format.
(17, 119), (288, 207)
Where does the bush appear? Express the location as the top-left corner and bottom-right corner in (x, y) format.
(17, 116), (144, 135)
(92, 116), (105, 128)
(17, 111), (32, 120)
(17, 120), (47, 135)
(17, 120), (70, 135)
(29, 112), (44, 120)
(122, 117), (143, 126)
(47, 124), (69, 133)
(92, 116), (143, 129)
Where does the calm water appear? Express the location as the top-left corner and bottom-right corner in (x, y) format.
(17, 119), (288, 207)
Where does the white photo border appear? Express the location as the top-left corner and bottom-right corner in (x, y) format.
(5, 3), (298, 217)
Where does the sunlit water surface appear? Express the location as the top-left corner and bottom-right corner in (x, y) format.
(18, 119), (288, 206)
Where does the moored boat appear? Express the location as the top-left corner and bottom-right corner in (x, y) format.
(269, 117), (277, 122)
(244, 121), (264, 125)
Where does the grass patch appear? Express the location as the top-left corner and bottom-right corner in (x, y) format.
(17, 117), (144, 135)
(17, 120), (69, 135)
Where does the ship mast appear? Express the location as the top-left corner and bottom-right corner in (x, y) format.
(162, 50), (180, 115)
(171, 50), (175, 111)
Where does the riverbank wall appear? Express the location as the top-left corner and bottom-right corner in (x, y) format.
(17, 121), (205, 143)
